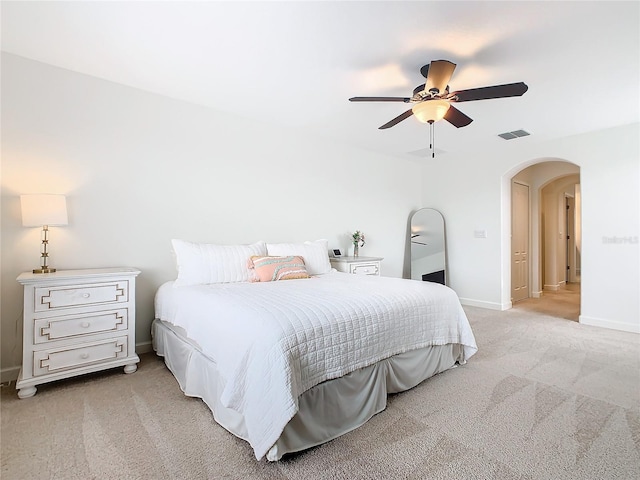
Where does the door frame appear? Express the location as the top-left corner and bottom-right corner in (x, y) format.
(565, 193), (578, 283)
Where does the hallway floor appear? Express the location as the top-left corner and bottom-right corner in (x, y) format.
(512, 282), (581, 322)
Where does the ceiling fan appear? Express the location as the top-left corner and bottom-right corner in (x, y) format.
(349, 60), (528, 130)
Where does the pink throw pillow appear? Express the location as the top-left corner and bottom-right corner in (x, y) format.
(248, 255), (310, 282)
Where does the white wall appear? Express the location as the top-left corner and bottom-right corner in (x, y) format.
(0, 54), (423, 379)
(422, 123), (640, 333)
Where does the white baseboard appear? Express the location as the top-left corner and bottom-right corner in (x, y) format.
(459, 298), (511, 311)
(1, 367), (20, 384)
(532, 291), (543, 298)
(136, 341), (153, 354)
(579, 315), (640, 334)
(543, 284), (559, 291)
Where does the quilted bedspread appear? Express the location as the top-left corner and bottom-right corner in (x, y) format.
(154, 271), (477, 459)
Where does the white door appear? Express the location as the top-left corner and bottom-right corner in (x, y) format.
(511, 182), (529, 302)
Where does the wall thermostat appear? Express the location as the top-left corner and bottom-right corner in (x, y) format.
(332, 249), (342, 258)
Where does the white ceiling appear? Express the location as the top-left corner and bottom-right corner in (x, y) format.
(2, 1), (639, 161)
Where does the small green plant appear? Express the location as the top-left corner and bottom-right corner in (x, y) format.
(352, 230), (366, 248)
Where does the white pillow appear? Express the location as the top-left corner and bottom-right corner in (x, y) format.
(266, 239), (332, 275)
(172, 239), (267, 286)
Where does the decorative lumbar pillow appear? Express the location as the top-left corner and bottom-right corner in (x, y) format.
(265, 239), (332, 275)
(248, 255), (310, 282)
(171, 239), (267, 286)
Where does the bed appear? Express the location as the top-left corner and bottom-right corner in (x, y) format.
(152, 239), (477, 461)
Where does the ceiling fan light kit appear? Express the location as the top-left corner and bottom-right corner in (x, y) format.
(412, 99), (451, 123)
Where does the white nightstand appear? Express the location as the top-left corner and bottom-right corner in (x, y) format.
(16, 267), (141, 399)
(330, 256), (383, 276)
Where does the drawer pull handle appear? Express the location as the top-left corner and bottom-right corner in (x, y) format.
(81, 322), (91, 328)
(80, 353), (89, 359)
(82, 293), (91, 298)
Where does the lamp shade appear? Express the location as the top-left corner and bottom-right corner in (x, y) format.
(412, 99), (451, 123)
(20, 194), (68, 227)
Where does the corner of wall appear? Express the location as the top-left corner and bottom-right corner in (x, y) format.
(459, 298), (512, 311)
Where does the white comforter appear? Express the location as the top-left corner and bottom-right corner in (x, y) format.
(154, 271), (477, 460)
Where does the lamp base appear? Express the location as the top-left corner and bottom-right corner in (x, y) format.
(33, 268), (56, 274)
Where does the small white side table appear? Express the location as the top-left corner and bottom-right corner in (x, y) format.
(330, 256), (383, 276)
(16, 267), (141, 399)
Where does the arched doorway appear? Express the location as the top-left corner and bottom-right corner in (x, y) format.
(502, 159), (581, 321)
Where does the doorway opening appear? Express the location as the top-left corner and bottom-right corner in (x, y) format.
(508, 160), (581, 321)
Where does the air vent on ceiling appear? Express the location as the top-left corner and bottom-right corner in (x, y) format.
(498, 129), (530, 140)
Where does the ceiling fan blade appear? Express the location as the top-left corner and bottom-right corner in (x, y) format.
(443, 105), (473, 128)
(349, 96), (410, 102)
(379, 108), (414, 129)
(424, 60), (456, 95)
(450, 82), (528, 102)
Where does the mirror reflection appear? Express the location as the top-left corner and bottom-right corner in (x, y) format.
(410, 208), (446, 285)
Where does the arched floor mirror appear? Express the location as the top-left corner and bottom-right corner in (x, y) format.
(410, 208), (446, 285)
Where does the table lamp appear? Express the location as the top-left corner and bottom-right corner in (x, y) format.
(20, 194), (68, 273)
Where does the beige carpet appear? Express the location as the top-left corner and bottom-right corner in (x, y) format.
(513, 283), (581, 322)
(2, 306), (639, 479)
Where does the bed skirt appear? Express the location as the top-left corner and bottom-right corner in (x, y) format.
(151, 318), (463, 461)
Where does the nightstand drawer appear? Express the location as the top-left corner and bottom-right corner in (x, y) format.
(33, 337), (128, 376)
(330, 256), (383, 276)
(351, 263), (379, 275)
(34, 309), (128, 344)
(34, 281), (128, 312)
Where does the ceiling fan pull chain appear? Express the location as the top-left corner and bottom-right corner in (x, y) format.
(430, 121), (435, 158)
